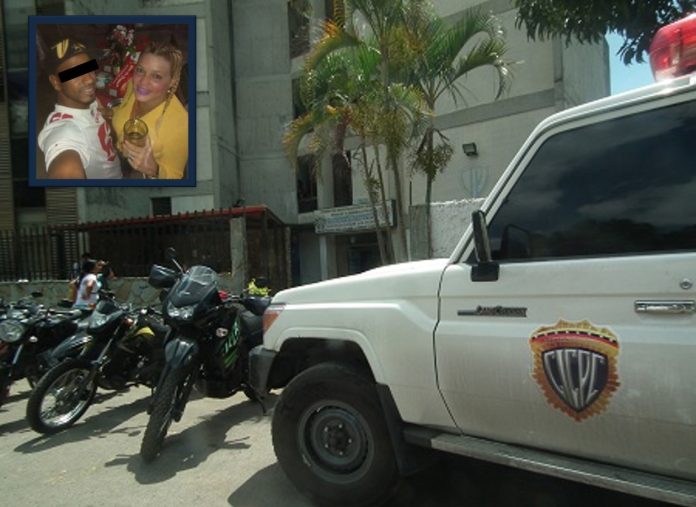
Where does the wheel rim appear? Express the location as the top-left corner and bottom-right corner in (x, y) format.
(39, 368), (94, 428)
(298, 400), (374, 484)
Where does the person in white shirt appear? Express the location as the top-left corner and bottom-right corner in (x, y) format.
(38, 38), (122, 179)
(73, 259), (102, 310)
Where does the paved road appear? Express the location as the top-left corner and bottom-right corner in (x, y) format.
(0, 381), (671, 507)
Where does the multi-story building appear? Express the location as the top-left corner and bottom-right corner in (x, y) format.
(0, 0), (609, 285)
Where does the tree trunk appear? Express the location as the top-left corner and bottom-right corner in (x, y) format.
(360, 144), (389, 264)
(425, 127), (435, 258)
(372, 144), (394, 263)
(388, 150), (408, 262)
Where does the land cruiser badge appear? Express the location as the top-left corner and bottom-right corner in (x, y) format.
(530, 320), (620, 421)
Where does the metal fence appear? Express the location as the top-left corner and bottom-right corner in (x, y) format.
(0, 206), (290, 291)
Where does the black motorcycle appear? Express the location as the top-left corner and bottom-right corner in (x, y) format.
(140, 250), (270, 461)
(0, 294), (88, 407)
(26, 299), (168, 434)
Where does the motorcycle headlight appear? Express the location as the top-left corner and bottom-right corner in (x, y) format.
(166, 301), (195, 321)
(0, 320), (25, 344)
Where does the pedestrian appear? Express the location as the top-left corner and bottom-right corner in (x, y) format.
(70, 251), (91, 279)
(73, 259), (102, 310)
(96, 259), (116, 291)
(112, 40), (188, 179)
(38, 37), (122, 179)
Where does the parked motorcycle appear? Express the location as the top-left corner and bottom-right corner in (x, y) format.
(0, 294), (88, 407)
(26, 299), (168, 434)
(139, 248), (270, 462)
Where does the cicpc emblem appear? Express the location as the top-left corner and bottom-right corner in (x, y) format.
(529, 320), (620, 422)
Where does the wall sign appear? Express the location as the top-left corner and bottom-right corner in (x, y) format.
(315, 201), (395, 234)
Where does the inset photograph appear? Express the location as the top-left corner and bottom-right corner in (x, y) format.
(29, 16), (196, 186)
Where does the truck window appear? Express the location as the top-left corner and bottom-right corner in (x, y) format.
(488, 100), (696, 261)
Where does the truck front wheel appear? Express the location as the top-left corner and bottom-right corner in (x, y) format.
(272, 362), (400, 507)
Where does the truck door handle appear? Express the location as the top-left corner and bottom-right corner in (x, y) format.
(634, 300), (695, 314)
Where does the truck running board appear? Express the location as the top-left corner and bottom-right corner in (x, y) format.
(403, 427), (696, 507)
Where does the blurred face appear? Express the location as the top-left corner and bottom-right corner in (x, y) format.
(49, 53), (96, 109)
(132, 53), (174, 110)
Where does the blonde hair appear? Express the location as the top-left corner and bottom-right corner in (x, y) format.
(139, 40), (184, 106)
(138, 41), (185, 138)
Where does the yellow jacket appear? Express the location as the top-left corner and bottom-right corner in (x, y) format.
(112, 81), (188, 179)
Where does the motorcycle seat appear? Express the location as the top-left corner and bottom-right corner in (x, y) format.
(52, 309), (83, 319)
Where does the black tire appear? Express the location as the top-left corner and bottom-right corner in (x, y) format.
(272, 362), (400, 507)
(140, 369), (185, 462)
(26, 358), (97, 434)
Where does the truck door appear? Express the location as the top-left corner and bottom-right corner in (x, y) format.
(435, 94), (696, 481)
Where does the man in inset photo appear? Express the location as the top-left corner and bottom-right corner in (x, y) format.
(38, 38), (122, 179)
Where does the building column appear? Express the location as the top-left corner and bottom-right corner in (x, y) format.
(229, 216), (247, 292)
(319, 234), (336, 280)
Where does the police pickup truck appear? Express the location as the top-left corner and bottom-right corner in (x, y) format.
(250, 15), (696, 507)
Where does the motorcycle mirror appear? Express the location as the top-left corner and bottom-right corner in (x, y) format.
(165, 247), (185, 273)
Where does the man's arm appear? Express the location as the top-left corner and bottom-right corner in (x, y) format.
(47, 150), (87, 179)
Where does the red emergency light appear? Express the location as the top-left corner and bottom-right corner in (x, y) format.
(649, 13), (696, 80)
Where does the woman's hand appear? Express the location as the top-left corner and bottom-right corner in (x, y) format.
(123, 135), (158, 178)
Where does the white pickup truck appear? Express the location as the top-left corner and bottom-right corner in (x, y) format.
(250, 15), (696, 507)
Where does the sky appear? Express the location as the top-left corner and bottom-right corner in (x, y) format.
(606, 32), (655, 94)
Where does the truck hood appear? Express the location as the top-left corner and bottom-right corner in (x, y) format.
(273, 259), (450, 305)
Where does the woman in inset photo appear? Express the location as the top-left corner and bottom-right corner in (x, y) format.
(112, 40), (188, 179)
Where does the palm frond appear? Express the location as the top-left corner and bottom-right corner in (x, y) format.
(306, 19), (361, 70)
(282, 112), (322, 170)
(450, 35), (512, 100)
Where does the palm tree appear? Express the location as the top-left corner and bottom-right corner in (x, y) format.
(307, 0), (431, 262)
(283, 46), (399, 264)
(404, 8), (512, 257)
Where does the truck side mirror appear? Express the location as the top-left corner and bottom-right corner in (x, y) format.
(471, 210), (499, 282)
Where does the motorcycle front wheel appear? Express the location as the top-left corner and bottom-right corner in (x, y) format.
(140, 369), (187, 462)
(26, 358), (97, 434)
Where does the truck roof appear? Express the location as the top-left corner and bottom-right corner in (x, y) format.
(538, 73), (696, 131)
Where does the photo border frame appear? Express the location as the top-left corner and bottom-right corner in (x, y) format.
(28, 15), (197, 187)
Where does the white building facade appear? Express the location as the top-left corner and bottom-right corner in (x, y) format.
(62, 0), (610, 284)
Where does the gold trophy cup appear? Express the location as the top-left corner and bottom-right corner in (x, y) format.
(123, 118), (148, 147)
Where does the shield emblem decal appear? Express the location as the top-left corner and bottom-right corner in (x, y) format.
(530, 320), (620, 421)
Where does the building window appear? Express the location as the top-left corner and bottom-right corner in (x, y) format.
(332, 151), (352, 207)
(152, 197), (172, 216)
(288, 0), (310, 58)
(11, 138), (45, 207)
(292, 77), (307, 120)
(297, 154), (317, 213)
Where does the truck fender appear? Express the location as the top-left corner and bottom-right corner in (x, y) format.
(276, 327), (386, 383)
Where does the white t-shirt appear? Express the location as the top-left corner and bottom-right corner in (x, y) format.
(73, 273), (101, 309)
(38, 101), (122, 179)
